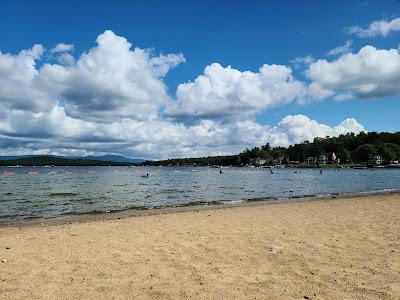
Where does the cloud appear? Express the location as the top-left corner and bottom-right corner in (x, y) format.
(0, 101), (365, 158)
(0, 44), (54, 112)
(0, 30), (185, 122)
(334, 92), (354, 101)
(266, 115), (364, 146)
(165, 63), (309, 122)
(290, 55), (315, 68)
(42, 30), (185, 122)
(56, 53), (75, 65)
(166, 62), (338, 122)
(49, 43), (75, 65)
(52, 43), (74, 53)
(348, 17), (400, 37)
(327, 40), (353, 56)
(307, 45), (400, 98)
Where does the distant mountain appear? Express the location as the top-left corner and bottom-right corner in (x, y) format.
(0, 154), (146, 163)
(0, 155), (38, 161)
(0, 155), (145, 166)
(77, 155), (146, 163)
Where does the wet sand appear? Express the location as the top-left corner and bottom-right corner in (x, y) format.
(1, 193), (399, 299)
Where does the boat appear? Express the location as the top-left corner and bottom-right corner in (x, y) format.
(387, 164), (400, 168)
(273, 164), (286, 168)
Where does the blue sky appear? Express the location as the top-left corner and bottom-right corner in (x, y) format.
(0, 1), (399, 158)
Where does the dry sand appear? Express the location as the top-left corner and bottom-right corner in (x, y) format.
(1, 193), (399, 299)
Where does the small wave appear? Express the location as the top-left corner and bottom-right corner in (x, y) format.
(358, 188), (399, 194)
(161, 189), (186, 193)
(175, 200), (224, 207)
(223, 199), (245, 204)
(70, 198), (96, 204)
(48, 192), (79, 197)
(21, 215), (41, 220)
(246, 196), (276, 202)
(288, 194), (317, 199)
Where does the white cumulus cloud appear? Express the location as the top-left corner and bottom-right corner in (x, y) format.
(165, 63), (310, 121)
(0, 44), (54, 112)
(41, 30), (185, 122)
(307, 45), (400, 98)
(0, 102), (365, 159)
(52, 43), (74, 53)
(348, 17), (400, 37)
(290, 55), (315, 69)
(266, 115), (364, 147)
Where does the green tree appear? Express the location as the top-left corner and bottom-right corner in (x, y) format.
(353, 144), (377, 163)
(378, 143), (400, 163)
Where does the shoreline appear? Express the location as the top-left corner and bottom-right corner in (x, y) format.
(1, 192), (399, 299)
(1, 189), (399, 228)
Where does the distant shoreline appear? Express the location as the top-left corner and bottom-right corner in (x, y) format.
(2, 161), (399, 168)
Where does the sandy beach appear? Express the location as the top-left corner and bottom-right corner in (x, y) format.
(1, 193), (399, 299)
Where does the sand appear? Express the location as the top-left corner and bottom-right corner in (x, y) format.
(1, 193), (399, 299)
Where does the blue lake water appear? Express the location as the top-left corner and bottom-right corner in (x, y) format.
(1, 166), (400, 222)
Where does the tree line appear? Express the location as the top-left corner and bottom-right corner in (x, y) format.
(144, 132), (400, 166)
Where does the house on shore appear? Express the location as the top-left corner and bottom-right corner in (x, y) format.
(306, 152), (340, 165)
(307, 156), (316, 164)
(367, 155), (382, 166)
(317, 154), (328, 165)
(249, 157), (268, 166)
(255, 158), (267, 166)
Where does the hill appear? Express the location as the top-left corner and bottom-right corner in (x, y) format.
(78, 155), (145, 163)
(0, 154), (145, 164)
(0, 156), (139, 167)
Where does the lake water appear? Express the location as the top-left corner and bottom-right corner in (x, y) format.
(1, 166), (400, 222)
